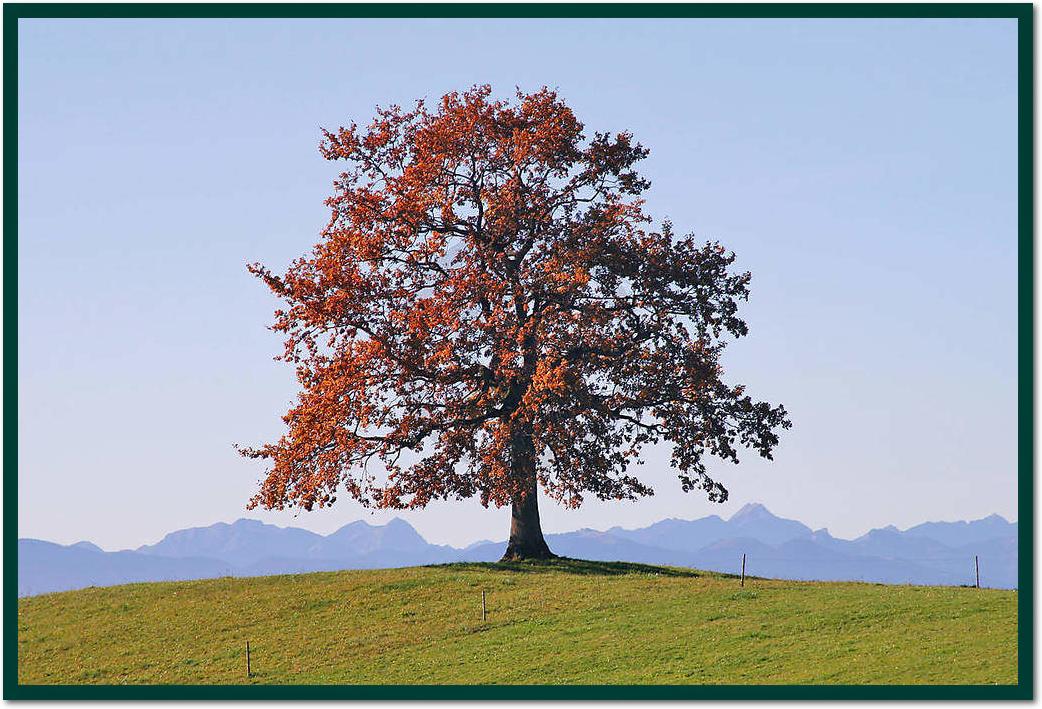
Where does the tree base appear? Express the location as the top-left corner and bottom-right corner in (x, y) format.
(500, 538), (557, 562)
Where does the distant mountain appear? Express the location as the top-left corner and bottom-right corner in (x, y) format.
(18, 539), (234, 597)
(727, 502), (813, 544)
(69, 541), (103, 553)
(137, 519), (323, 566)
(604, 503), (812, 554)
(309, 518), (453, 561)
(138, 517), (459, 574)
(903, 514), (1017, 548)
(18, 505), (1019, 596)
(545, 529), (686, 566)
(850, 526), (957, 560)
(607, 515), (731, 551)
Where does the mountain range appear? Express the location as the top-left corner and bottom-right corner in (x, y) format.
(18, 503), (1018, 596)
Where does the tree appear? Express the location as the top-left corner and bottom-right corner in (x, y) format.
(240, 86), (791, 561)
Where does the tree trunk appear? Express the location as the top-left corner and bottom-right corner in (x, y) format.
(500, 429), (555, 561)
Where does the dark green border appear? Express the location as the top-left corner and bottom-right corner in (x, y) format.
(0, 3), (1034, 16)
(3, 3), (1033, 700)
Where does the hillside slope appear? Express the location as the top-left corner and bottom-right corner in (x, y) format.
(17, 560), (1017, 685)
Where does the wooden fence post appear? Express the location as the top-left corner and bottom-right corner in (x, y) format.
(482, 589), (487, 622)
(975, 555), (980, 589)
(741, 553), (746, 587)
(246, 640), (251, 678)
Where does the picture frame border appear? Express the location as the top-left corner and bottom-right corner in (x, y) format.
(3, 3), (1032, 699)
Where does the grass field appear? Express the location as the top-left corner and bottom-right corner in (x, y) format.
(17, 559), (1017, 685)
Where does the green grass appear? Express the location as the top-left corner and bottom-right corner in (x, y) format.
(17, 559), (1017, 685)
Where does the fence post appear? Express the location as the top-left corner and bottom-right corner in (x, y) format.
(481, 589), (487, 622)
(741, 553), (746, 587)
(246, 640), (251, 678)
(975, 555), (980, 589)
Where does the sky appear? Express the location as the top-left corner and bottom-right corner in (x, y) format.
(17, 17), (1018, 551)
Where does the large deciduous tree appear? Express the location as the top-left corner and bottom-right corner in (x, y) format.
(241, 86), (791, 560)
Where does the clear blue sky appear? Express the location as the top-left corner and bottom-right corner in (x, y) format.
(18, 18), (1018, 550)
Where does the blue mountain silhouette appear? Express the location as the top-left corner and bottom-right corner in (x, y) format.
(18, 504), (1017, 596)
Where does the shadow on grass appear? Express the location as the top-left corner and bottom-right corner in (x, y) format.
(434, 557), (703, 577)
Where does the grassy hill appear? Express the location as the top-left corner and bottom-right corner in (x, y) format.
(17, 559), (1017, 685)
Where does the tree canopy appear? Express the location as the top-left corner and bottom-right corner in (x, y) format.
(241, 85), (790, 558)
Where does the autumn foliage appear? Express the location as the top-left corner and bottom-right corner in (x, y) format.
(241, 86), (791, 559)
